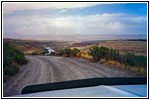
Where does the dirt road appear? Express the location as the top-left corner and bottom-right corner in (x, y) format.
(3, 56), (141, 97)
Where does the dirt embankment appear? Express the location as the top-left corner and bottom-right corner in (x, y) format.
(3, 56), (142, 97)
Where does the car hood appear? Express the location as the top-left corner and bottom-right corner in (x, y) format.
(13, 84), (147, 97)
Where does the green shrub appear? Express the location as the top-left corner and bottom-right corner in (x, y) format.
(4, 63), (19, 76)
(56, 48), (80, 57)
(135, 55), (147, 68)
(121, 53), (135, 66)
(12, 49), (27, 64)
(3, 43), (27, 80)
(3, 43), (27, 65)
(64, 48), (71, 57)
(88, 46), (120, 61)
(107, 48), (121, 61)
(121, 53), (147, 68)
(70, 48), (80, 56)
(56, 50), (64, 56)
(88, 45), (102, 61)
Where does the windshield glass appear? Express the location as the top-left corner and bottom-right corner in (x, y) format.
(2, 2), (148, 97)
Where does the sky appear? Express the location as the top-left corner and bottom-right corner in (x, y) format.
(3, 2), (147, 41)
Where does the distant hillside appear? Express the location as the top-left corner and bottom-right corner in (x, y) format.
(113, 39), (147, 41)
(71, 39), (147, 47)
(3, 38), (73, 54)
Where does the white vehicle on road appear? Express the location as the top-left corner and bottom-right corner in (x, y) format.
(44, 47), (55, 55)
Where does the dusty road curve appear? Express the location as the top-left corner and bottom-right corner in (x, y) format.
(3, 56), (141, 97)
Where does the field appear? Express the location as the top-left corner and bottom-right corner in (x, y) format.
(98, 41), (147, 56)
(4, 38), (147, 57)
(71, 40), (147, 57)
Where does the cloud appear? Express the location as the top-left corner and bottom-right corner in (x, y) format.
(3, 2), (107, 14)
(3, 12), (147, 41)
(58, 9), (68, 13)
(3, 3), (147, 41)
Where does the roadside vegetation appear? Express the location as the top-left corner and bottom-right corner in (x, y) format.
(56, 45), (147, 74)
(88, 45), (147, 74)
(56, 48), (80, 57)
(31, 50), (44, 55)
(88, 46), (120, 61)
(3, 43), (27, 82)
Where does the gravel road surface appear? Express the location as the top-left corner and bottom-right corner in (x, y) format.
(3, 56), (141, 97)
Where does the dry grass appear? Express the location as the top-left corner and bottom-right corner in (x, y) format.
(71, 44), (95, 52)
(24, 50), (38, 54)
(129, 67), (147, 74)
(72, 41), (147, 56)
(107, 60), (118, 66)
(98, 41), (147, 56)
(99, 59), (147, 75)
(100, 58), (107, 64)
(76, 51), (93, 60)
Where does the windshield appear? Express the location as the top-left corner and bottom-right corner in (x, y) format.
(2, 2), (148, 97)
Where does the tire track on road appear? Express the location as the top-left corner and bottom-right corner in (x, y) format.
(3, 56), (141, 97)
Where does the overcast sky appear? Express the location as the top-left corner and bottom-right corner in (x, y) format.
(3, 2), (147, 41)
